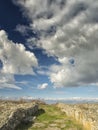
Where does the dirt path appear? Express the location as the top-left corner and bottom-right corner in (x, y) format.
(16, 104), (83, 130)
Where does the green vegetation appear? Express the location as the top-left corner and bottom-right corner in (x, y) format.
(16, 104), (83, 130)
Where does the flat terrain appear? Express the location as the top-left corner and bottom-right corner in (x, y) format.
(16, 104), (83, 130)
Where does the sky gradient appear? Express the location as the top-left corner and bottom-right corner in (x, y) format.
(0, 0), (98, 99)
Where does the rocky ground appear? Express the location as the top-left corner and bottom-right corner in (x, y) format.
(57, 103), (98, 130)
(0, 100), (98, 130)
(0, 100), (38, 130)
(16, 104), (83, 130)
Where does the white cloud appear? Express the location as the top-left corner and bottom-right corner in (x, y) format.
(13, 0), (98, 87)
(0, 83), (21, 90)
(0, 29), (38, 89)
(42, 97), (98, 101)
(37, 66), (50, 76)
(0, 72), (21, 90)
(38, 83), (48, 89)
(37, 70), (48, 75)
(15, 24), (30, 36)
(0, 73), (14, 83)
(0, 30), (38, 75)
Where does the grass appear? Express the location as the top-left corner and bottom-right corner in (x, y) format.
(16, 104), (84, 130)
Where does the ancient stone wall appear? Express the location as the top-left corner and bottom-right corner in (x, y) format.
(57, 103), (98, 130)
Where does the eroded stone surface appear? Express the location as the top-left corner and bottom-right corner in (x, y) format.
(33, 122), (46, 127)
(57, 103), (98, 130)
(49, 123), (58, 127)
(45, 127), (61, 130)
(0, 101), (38, 130)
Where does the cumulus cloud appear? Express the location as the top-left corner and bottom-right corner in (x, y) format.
(0, 30), (38, 75)
(13, 0), (98, 87)
(38, 83), (48, 89)
(0, 29), (38, 89)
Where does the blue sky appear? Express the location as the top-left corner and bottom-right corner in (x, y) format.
(0, 0), (98, 99)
